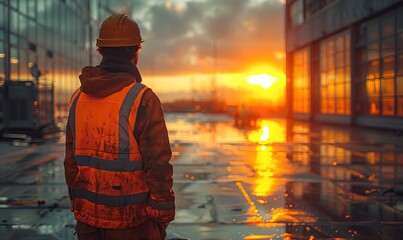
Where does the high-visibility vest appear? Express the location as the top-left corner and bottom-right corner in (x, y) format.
(68, 82), (150, 229)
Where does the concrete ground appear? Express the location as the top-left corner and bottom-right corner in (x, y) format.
(0, 113), (402, 240)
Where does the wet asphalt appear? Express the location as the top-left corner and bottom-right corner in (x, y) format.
(0, 113), (402, 240)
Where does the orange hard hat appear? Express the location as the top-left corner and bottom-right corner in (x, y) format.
(96, 14), (144, 47)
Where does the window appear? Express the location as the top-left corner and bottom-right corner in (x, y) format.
(293, 47), (310, 113)
(288, 0), (304, 29)
(320, 31), (351, 115)
(0, 3), (4, 28)
(0, 40), (4, 81)
(356, 12), (402, 116)
(305, 0), (337, 17)
(10, 47), (19, 80)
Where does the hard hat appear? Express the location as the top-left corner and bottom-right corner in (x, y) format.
(96, 14), (144, 47)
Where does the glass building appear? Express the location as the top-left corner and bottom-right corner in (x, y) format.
(0, 0), (132, 132)
(286, 0), (403, 130)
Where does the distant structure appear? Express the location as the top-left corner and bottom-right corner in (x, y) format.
(0, 1), (131, 136)
(286, 0), (403, 130)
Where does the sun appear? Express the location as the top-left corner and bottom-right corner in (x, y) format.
(247, 74), (276, 89)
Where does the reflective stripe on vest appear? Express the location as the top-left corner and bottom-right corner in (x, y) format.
(70, 188), (149, 207)
(74, 155), (143, 171)
(118, 82), (145, 160)
(69, 90), (81, 153)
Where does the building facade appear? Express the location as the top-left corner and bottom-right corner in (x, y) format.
(0, 0), (133, 131)
(286, 0), (403, 130)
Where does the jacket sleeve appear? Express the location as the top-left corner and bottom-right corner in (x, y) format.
(64, 118), (79, 196)
(135, 89), (175, 223)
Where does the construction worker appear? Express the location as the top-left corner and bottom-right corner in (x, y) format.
(64, 14), (175, 239)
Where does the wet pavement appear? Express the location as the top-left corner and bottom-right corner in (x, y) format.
(0, 113), (402, 239)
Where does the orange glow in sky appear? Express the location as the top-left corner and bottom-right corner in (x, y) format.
(247, 74), (276, 89)
(52, 0), (285, 108)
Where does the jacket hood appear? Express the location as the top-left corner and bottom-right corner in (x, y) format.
(79, 66), (136, 98)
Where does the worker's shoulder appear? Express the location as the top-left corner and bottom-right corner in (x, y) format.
(140, 86), (161, 106)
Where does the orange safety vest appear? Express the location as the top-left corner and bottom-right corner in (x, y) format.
(69, 82), (151, 229)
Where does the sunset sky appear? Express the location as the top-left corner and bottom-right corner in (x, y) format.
(113, 0), (285, 105)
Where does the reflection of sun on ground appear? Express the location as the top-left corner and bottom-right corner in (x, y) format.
(247, 119), (285, 144)
(270, 208), (318, 223)
(246, 119), (288, 198)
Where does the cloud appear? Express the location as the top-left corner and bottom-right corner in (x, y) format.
(134, 0), (284, 76)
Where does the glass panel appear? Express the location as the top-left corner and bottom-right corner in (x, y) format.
(346, 66), (351, 81)
(382, 98), (395, 116)
(397, 76), (403, 95)
(320, 43), (327, 57)
(346, 100), (351, 114)
(293, 48), (310, 113)
(0, 41), (4, 80)
(328, 69), (335, 85)
(369, 99), (380, 115)
(368, 42), (379, 60)
(398, 97), (403, 116)
(398, 33), (403, 53)
(346, 32), (351, 50)
(336, 52), (344, 67)
(290, 0), (304, 27)
(368, 22), (379, 41)
(328, 99), (335, 113)
(382, 16), (395, 37)
(20, 50), (29, 80)
(382, 56), (395, 77)
(19, 14), (27, 38)
(10, 9), (18, 34)
(38, 0), (46, 25)
(328, 39), (335, 56)
(19, 0), (28, 15)
(398, 54), (403, 75)
(336, 36), (344, 52)
(38, 26), (46, 47)
(336, 67), (344, 83)
(337, 83), (345, 98)
(321, 98), (327, 113)
(10, 0), (18, 8)
(319, 31), (350, 115)
(10, 33), (19, 46)
(27, 0), (36, 18)
(328, 84), (335, 98)
(345, 82), (351, 97)
(367, 79), (380, 97)
(337, 99), (345, 114)
(10, 47), (19, 80)
(382, 37), (394, 57)
(0, 4), (4, 27)
(398, 13), (403, 33)
(381, 78), (395, 96)
(367, 60), (380, 80)
(28, 19), (36, 42)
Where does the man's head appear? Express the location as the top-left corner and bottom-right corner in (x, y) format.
(97, 14), (143, 64)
